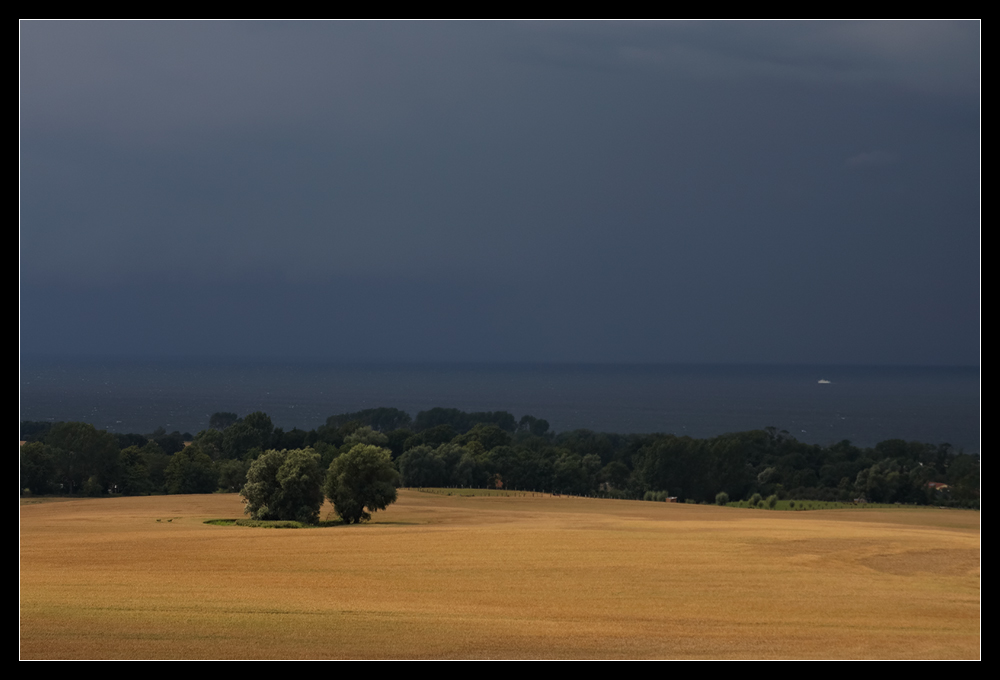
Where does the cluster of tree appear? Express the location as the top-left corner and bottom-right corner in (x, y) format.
(240, 444), (398, 524)
(21, 408), (979, 509)
(20, 421), (202, 497)
(20, 415), (270, 497)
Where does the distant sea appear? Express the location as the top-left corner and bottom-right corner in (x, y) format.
(19, 359), (980, 453)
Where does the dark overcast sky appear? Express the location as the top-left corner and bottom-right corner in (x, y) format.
(20, 21), (980, 365)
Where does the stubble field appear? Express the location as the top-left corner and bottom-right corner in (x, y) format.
(20, 490), (980, 659)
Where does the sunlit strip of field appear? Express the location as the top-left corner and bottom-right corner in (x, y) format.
(20, 491), (979, 659)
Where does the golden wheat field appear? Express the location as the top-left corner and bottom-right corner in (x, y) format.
(19, 490), (979, 659)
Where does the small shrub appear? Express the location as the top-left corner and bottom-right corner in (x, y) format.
(715, 491), (730, 506)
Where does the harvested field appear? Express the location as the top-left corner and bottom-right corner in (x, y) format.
(20, 491), (980, 659)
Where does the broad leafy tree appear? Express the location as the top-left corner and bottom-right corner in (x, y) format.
(223, 412), (273, 459)
(324, 444), (399, 524)
(46, 421), (121, 494)
(165, 446), (218, 494)
(397, 445), (446, 487)
(20, 442), (56, 495)
(241, 448), (325, 524)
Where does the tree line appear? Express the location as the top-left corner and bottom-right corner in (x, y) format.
(20, 406), (980, 514)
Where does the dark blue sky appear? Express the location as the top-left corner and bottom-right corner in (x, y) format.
(20, 21), (980, 365)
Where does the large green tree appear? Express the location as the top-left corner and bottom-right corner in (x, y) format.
(165, 446), (217, 494)
(223, 411), (274, 459)
(46, 421), (121, 494)
(325, 444), (399, 524)
(397, 444), (446, 487)
(20, 442), (56, 495)
(241, 448), (325, 524)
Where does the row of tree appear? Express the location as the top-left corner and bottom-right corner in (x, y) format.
(20, 407), (980, 509)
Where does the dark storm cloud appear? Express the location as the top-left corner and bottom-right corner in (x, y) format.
(20, 21), (979, 364)
(845, 151), (897, 166)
